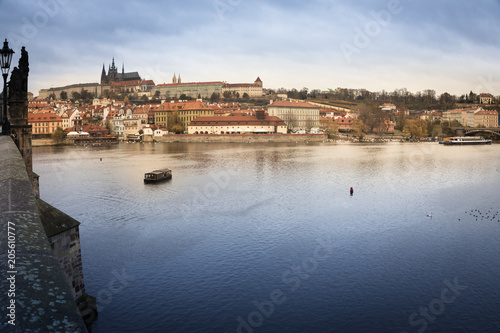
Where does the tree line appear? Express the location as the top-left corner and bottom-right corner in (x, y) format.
(271, 87), (497, 111)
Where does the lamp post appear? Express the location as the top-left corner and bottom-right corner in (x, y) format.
(1, 39), (14, 135)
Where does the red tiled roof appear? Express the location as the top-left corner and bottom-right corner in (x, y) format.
(158, 100), (218, 111)
(189, 114), (286, 127)
(476, 110), (498, 115)
(28, 112), (62, 122)
(269, 100), (318, 108)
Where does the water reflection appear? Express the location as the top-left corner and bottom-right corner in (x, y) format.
(33, 142), (500, 333)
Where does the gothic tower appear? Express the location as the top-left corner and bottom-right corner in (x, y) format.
(172, 73), (177, 84)
(100, 64), (107, 84)
(108, 57), (118, 82)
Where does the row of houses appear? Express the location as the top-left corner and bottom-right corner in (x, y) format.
(27, 99), (325, 138)
(441, 108), (499, 127)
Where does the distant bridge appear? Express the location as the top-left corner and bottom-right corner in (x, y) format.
(452, 127), (500, 137)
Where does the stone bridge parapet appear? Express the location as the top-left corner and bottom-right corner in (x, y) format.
(0, 136), (87, 332)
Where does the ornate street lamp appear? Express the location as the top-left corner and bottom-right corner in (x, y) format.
(1, 39), (14, 135)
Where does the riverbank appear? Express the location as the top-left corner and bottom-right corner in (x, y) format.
(31, 133), (460, 147)
(155, 133), (328, 143)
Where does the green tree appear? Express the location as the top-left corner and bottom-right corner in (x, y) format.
(396, 111), (406, 131)
(351, 118), (367, 138)
(71, 91), (81, 101)
(60, 91), (67, 100)
(153, 90), (160, 100)
(171, 124), (184, 134)
(51, 127), (65, 144)
(404, 119), (428, 138)
(358, 103), (387, 132)
(210, 92), (220, 103)
(320, 118), (339, 139)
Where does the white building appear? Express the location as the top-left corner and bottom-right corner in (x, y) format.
(267, 100), (320, 131)
(188, 110), (287, 134)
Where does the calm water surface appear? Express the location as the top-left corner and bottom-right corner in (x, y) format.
(33, 142), (500, 333)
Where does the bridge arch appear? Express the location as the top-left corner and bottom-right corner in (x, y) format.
(464, 129), (500, 138)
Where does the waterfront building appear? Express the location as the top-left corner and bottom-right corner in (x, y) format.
(187, 110), (287, 134)
(154, 100), (217, 130)
(29, 112), (63, 135)
(475, 110), (499, 127)
(267, 100), (320, 131)
(60, 109), (80, 129)
(64, 124), (109, 136)
(123, 117), (142, 139)
(442, 108), (465, 124)
(462, 108), (478, 127)
(335, 116), (353, 131)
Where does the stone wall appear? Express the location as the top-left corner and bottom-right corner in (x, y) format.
(0, 136), (87, 332)
(157, 133), (328, 143)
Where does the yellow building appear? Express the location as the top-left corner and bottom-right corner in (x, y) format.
(28, 112), (63, 135)
(154, 101), (216, 130)
(475, 110), (498, 127)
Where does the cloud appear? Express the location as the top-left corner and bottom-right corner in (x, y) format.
(1, 0), (500, 96)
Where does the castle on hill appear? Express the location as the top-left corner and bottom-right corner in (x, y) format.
(100, 58), (141, 84)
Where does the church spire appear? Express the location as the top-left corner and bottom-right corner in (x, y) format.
(172, 73), (177, 84)
(101, 63), (107, 84)
(110, 57), (117, 71)
(178, 74), (181, 84)
(122, 63), (124, 75)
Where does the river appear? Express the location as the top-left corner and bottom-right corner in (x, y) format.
(33, 142), (500, 333)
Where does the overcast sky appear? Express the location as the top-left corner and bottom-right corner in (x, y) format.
(1, 0), (500, 97)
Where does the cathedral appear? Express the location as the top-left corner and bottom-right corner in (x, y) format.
(100, 58), (141, 84)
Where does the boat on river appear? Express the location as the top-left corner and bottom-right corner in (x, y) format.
(144, 169), (172, 183)
(439, 136), (492, 145)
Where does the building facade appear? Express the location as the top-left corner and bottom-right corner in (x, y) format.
(154, 81), (224, 99)
(479, 93), (494, 104)
(154, 100), (217, 130)
(442, 109), (465, 124)
(188, 110), (287, 134)
(475, 110), (499, 127)
(28, 112), (63, 135)
(222, 77), (263, 98)
(267, 100), (320, 131)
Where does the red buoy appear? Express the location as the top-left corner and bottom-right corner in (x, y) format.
(350, 187), (354, 195)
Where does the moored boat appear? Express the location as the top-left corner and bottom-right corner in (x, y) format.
(439, 136), (492, 145)
(144, 169), (172, 183)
